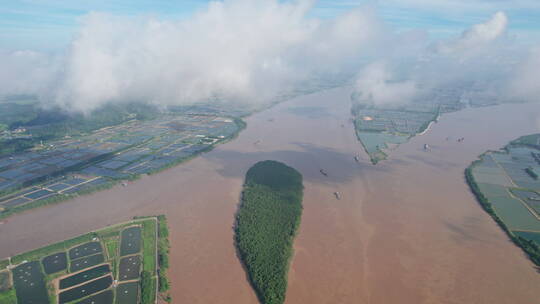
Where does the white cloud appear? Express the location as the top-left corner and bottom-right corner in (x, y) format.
(434, 11), (508, 55)
(50, 0), (385, 112)
(508, 47), (540, 102)
(352, 11), (523, 105)
(0, 50), (60, 98)
(354, 62), (418, 105)
(0, 1), (539, 112)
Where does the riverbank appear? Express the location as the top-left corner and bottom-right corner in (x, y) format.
(0, 87), (539, 303)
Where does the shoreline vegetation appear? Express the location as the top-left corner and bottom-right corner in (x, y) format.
(466, 167), (540, 266)
(0, 117), (246, 221)
(157, 215), (172, 303)
(465, 135), (540, 267)
(235, 160), (304, 304)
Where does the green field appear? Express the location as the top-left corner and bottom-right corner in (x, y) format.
(106, 240), (119, 259)
(156, 215), (171, 302)
(514, 231), (540, 243)
(350, 99), (446, 164)
(141, 220), (157, 273)
(0, 216), (169, 304)
(0, 259), (10, 270)
(467, 134), (540, 266)
(0, 288), (16, 304)
(235, 160), (304, 304)
(355, 131), (408, 164)
(487, 196), (540, 231)
(0, 271), (10, 291)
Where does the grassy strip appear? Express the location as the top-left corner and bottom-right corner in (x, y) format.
(157, 215), (171, 302)
(465, 163), (540, 266)
(142, 220), (157, 273)
(140, 271), (156, 304)
(235, 160), (304, 304)
(47, 280), (57, 304)
(106, 240), (118, 259)
(11, 233), (96, 265)
(0, 259), (9, 270)
(0, 288), (16, 304)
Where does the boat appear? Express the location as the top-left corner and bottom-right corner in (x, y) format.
(354, 155), (360, 162)
(320, 169), (328, 176)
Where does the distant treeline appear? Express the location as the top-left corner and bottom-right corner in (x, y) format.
(0, 103), (160, 157)
(235, 160), (303, 304)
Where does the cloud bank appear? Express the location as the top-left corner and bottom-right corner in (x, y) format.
(3, 0), (386, 112)
(353, 11), (537, 105)
(354, 62), (418, 105)
(0, 1), (539, 111)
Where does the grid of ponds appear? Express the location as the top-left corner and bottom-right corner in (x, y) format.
(3, 219), (159, 304)
(0, 114), (242, 217)
(471, 135), (540, 243)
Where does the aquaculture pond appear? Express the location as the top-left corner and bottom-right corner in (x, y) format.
(75, 289), (114, 304)
(60, 264), (110, 289)
(115, 282), (139, 304)
(468, 134), (540, 267)
(58, 275), (112, 303)
(470, 145), (540, 233)
(12, 261), (49, 304)
(120, 227), (142, 256)
(514, 231), (540, 243)
(42, 252), (67, 274)
(2, 217), (165, 304)
(69, 241), (103, 260)
(70, 253), (105, 272)
(118, 255), (141, 281)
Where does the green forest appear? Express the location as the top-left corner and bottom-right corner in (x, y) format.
(0, 101), (160, 157)
(235, 160), (303, 304)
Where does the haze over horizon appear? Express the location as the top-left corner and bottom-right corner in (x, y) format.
(1, 2), (540, 304)
(1, 0), (540, 112)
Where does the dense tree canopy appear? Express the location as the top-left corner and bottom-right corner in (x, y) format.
(235, 160), (303, 304)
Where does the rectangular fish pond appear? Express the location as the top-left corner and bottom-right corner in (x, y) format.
(0, 216), (168, 304)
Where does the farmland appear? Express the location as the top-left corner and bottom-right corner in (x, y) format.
(235, 160), (304, 304)
(0, 216), (170, 303)
(467, 134), (540, 266)
(351, 85), (466, 164)
(0, 103), (247, 219)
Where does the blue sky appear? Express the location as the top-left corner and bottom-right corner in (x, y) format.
(1, 0), (540, 51)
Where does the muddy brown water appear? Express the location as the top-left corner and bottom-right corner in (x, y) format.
(1, 87), (540, 303)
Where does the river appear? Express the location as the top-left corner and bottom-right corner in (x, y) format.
(1, 87), (539, 303)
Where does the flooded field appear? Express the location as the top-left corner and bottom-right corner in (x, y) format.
(1, 87), (540, 303)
